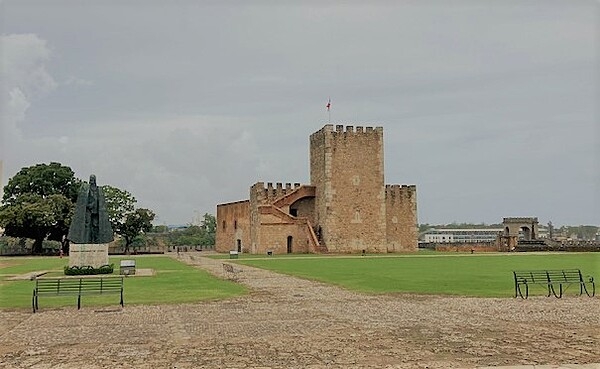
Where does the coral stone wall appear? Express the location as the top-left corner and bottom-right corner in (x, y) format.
(254, 213), (312, 254)
(311, 125), (387, 253)
(290, 197), (316, 225)
(385, 185), (418, 252)
(215, 200), (250, 253)
(216, 124), (418, 255)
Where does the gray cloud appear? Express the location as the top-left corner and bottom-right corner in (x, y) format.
(1, 1), (598, 226)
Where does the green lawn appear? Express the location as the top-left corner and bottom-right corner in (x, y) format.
(0, 256), (247, 310)
(234, 252), (600, 297)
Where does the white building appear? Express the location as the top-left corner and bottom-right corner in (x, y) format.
(423, 228), (503, 243)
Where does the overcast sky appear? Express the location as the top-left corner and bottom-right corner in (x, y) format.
(1, 1), (598, 227)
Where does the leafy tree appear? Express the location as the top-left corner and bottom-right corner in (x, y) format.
(199, 213), (216, 246)
(166, 213), (216, 248)
(102, 185), (136, 233)
(152, 225), (169, 233)
(0, 163), (79, 254)
(2, 162), (79, 205)
(0, 194), (73, 254)
(121, 208), (155, 254)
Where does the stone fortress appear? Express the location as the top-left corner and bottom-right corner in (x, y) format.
(216, 124), (418, 254)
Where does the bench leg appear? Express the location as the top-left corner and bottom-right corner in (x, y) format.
(549, 284), (562, 298)
(32, 290), (36, 313)
(515, 284), (525, 299)
(77, 295), (81, 310)
(120, 290), (124, 307)
(582, 281), (595, 297)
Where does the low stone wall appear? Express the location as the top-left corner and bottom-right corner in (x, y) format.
(434, 242), (499, 253)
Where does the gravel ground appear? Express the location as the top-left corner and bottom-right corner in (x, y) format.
(0, 252), (598, 369)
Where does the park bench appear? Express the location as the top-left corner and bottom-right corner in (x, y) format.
(32, 277), (124, 313)
(513, 269), (595, 299)
(222, 263), (241, 280)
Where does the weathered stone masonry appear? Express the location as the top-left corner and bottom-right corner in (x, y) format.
(216, 124), (418, 254)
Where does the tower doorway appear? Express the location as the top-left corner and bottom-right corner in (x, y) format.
(287, 236), (293, 254)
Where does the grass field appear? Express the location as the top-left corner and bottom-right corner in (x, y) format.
(233, 252), (600, 297)
(0, 256), (247, 310)
(2, 252), (597, 310)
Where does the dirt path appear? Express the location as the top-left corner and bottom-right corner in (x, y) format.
(0, 252), (598, 368)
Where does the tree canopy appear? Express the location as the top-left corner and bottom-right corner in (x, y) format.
(0, 163), (79, 253)
(120, 208), (155, 254)
(0, 162), (156, 254)
(2, 162), (79, 205)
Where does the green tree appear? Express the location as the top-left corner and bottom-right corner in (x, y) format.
(2, 162), (79, 205)
(121, 208), (155, 254)
(199, 213), (216, 246)
(152, 224), (169, 233)
(102, 185), (136, 234)
(0, 163), (79, 254)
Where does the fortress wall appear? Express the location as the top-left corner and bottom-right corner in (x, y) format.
(215, 200), (250, 253)
(255, 220), (311, 255)
(290, 197), (316, 226)
(311, 124), (387, 252)
(385, 185), (418, 252)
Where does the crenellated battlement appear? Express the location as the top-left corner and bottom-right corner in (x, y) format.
(251, 181), (303, 203)
(317, 124), (383, 135)
(219, 123), (418, 255)
(385, 184), (417, 200)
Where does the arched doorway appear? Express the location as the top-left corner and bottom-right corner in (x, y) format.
(287, 236), (293, 254)
(520, 227), (532, 241)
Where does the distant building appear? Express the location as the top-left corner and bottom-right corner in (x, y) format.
(422, 228), (503, 243)
(216, 124), (418, 254)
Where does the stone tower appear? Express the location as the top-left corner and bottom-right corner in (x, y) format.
(310, 125), (387, 252)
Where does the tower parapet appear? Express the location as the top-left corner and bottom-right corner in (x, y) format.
(313, 124), (383, 135)
(385, 184), (418, 252)
(310, 123), (386, 252)
(251, 181), (303, 204)
(385, 184), (417, 202)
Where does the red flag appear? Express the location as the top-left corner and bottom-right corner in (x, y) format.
(326, 99), (331, 111)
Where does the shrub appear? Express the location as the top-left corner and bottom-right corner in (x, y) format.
(64, 264), (114, 275)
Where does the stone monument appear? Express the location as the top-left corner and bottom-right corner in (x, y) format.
(67, 174), (114, 268)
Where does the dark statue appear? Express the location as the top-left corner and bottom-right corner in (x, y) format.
(68, 174), (114, 244)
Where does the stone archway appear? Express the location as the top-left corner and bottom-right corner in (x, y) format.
(503, 217), (539, 241)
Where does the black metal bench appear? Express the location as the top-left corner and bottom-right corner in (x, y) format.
(32, 277), (124, 312)
(513, 269), (595, 299)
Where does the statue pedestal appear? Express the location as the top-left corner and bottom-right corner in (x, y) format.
(69, 243), (109, 268)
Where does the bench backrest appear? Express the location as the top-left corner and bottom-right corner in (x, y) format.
(35, 277), (123, 295)
(513, 269), (583, 283)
